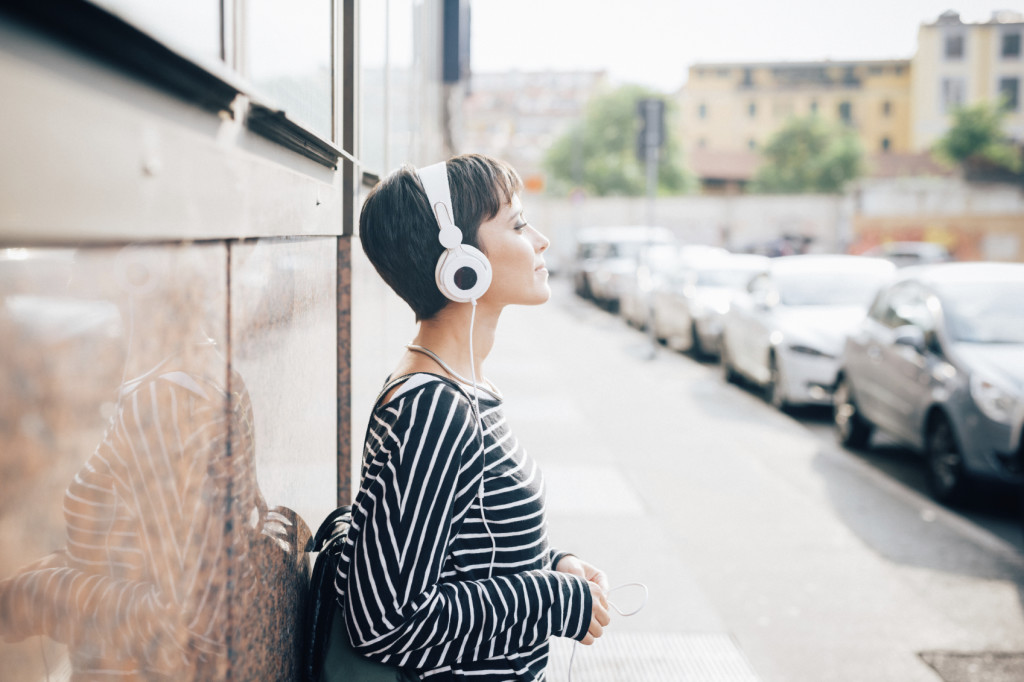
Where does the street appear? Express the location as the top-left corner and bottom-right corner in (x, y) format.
(485, 277), (1024, 682)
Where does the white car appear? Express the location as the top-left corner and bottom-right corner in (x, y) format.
(651, 253), (769, 356)
(719, 254), (896, 409)
(581, 227), (674, 311)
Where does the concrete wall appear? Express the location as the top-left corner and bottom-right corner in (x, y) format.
(519, 193), (847, 265)
(850, 176), (1024, 260)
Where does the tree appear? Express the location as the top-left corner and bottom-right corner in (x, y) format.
(544, 84), (694, 196)
(933, 101), (1022, 173)
(751, 115), (864, 194)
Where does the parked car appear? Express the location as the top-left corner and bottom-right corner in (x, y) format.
(575, 226), (674, 311)
(650, 252), (769, 356)
(720, 254), (896, 409)
(834, 262), (1024, 503)
(618, 243), (686, 329)
(861, 241), (953, 268)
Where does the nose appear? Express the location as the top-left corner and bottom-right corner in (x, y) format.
(532, 227), (550, 253)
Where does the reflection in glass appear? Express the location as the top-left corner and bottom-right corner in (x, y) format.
(90, 0), (223, 66)
(246, 0), (334, 140)
(0, 245), (309, 680)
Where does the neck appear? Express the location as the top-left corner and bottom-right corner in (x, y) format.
(412, 301), (500, 380)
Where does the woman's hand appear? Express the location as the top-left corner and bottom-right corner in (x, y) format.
(555, 555), (611, 645)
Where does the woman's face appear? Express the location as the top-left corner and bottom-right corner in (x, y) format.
(476, 193), (550, 308)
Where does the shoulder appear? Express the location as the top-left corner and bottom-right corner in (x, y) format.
(376, 373), (475, 419)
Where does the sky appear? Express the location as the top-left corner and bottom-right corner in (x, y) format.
(469, 1), (1020, 92)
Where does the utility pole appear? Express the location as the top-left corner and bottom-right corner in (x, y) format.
(636, 98), (664, 359)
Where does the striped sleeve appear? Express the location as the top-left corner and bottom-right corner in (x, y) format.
(342, 382), (592, 669)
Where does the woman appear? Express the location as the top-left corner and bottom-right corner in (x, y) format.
(336, 154), (610, 680)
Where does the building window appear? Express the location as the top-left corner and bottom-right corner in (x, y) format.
(698, 103), (707, 119)
(1003, 32), (1022, 58)
(881, 137), (891, 152)
(838, 101), (852, 123)
(748, 102), (756, 117)
(944, 33), (964, 60)
(1000, 77), (1020, 111)
(742, 68), (753, 86)
(810, 100), (818, 114)
(748, 139), (757, 150)
(941, 77), (966, 112)
(882, 100), (892, 116)
(698, 138), (707, 149)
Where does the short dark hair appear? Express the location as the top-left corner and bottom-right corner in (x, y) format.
(359, 153), (523, 320)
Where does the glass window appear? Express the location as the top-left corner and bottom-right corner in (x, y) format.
(359, 0), (387, 173)
(748, 102), (756, 117)
(882, 100), (892, 116)
(1003, 32), (1021, 58)
(999, 77), (1020, 111)
(91, 0), (222, 66)
(245, 0), (334, 141)
(881, 137), (891, 152)
(944, 33), (964, 60)
(941, 77), (966, 113)
(838, 101), (852, 123)
(884, 283), (934, 331)
(698, 103), (707, 119)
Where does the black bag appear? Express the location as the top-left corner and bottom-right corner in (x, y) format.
(302, 506), (415, 682)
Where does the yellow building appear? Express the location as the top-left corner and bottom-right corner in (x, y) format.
(911, 9), (1024, 151)
(679, 59), (913, 161)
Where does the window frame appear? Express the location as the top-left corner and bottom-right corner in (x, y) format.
(3, 0), (348, 170)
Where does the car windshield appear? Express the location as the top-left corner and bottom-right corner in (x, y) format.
(696, 268), (760, 289)
(776, 271), (887, 306)
(936, 281), (1024, 344)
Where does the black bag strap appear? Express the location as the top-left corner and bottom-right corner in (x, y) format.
(302, 505), (353, 682)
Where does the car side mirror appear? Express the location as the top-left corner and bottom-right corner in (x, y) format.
(893, 325), (926, 354)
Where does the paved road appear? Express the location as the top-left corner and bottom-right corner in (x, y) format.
(485, 279), (1024, 682)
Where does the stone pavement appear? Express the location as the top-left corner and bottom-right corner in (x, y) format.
(482, 280), (1024, 682)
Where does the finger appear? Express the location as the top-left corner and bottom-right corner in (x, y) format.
(588, 618), (604, 641)
(581, 632), (595, 646)
(593, 602), (611, 627)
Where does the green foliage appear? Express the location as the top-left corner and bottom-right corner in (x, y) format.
(751, 115), (864, 194)
(543, 84), (694, 196)
(933, 101), (1022, 172)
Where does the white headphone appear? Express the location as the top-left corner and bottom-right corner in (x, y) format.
(416, 162), (493, 303)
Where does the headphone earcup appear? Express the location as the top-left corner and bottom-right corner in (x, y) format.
(435, 245), (492, 303)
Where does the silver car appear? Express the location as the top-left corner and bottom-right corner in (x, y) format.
(834, 262), (1024, 504)
(720, 254), (896, 409)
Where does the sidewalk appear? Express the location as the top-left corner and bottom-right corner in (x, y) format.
(484, 280), (1024, 682)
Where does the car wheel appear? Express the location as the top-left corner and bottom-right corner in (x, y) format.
(926, 414), (968, 505)
(721, 338), (740, 384)
(833, 375), (872, 449)
(766, 355), (789, 411)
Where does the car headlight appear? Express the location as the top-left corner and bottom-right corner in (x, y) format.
(788, 344), (834, 359)
(970, 372), (1020, 424)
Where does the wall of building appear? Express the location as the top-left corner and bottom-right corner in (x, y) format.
(679, 60), (913, 156)
(911, 12), (1024, 150)
(0, 2), (363, 678)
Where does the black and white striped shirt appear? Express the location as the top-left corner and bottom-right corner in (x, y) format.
(336, 374), (591, 680)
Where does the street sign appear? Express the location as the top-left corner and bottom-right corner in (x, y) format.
(636, 98), (665, 162)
